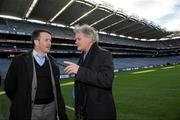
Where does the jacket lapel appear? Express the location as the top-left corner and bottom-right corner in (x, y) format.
(47, 55), (57, 77)
(83, 43), (99, 68)
(78, 52), (85, 66)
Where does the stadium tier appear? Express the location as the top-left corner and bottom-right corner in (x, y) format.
(0, 18), (180, 80)
(1, 55), (180, 80)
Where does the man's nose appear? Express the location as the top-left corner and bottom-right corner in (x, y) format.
(48, 40), (51, 45)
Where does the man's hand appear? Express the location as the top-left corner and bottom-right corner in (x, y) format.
(64, 61), (80, 74)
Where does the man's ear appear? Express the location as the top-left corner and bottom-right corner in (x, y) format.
(87, 37), (92, 43)
(34, 40), (39, 46)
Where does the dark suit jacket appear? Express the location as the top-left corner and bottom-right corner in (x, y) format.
(75, 43), (116, 120)
(4, 51), (68, 120)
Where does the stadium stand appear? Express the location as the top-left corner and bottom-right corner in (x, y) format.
(0, 58), (11, 81)
(1, 55), (180, 80)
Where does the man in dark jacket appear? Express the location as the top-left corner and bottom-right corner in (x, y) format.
(64, 25), (116, 120)
(4, 29), (68, 120)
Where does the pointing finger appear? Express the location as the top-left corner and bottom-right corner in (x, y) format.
(64, 61), (74, 65)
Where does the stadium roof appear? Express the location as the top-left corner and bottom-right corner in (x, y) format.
(0, 0), (172, 39)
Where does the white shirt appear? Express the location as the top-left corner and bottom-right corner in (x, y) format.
(32, 50), (47, 66)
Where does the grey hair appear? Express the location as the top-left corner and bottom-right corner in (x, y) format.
(74, 24), (99, 43)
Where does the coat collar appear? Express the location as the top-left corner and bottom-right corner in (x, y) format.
(78, 43), (99, 66)
(87, 42), (99, 56)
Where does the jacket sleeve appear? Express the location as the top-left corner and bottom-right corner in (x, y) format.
(4, 58), (18, 100)
(76, 52), (114, 89)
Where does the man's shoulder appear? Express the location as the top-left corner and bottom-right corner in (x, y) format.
(11, 51), (31, 63)
(47, 54), (59, 66)
(98, 46), (112, 56)
(14, 51), (31, 59)
(48, 54), (56, 62)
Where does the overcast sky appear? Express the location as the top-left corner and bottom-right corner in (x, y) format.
(94, 0), (180, 31)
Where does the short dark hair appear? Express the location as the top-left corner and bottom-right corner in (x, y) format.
(31, 29), (52, 46)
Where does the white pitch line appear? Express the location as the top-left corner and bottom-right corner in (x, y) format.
(0, 91), (75, 111)
(1, 91), (75, 111)
(0, 91), (5, 96)
(65, 105), (75, 111)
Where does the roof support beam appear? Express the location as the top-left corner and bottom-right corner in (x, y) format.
(70, 5), (99, 26)
(90, 12), (114, 27)
(25, 0), (39, 18)
(100, 17), (127, 31)
(112, 22), (138, 33)
(50, 0), (75, 22)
